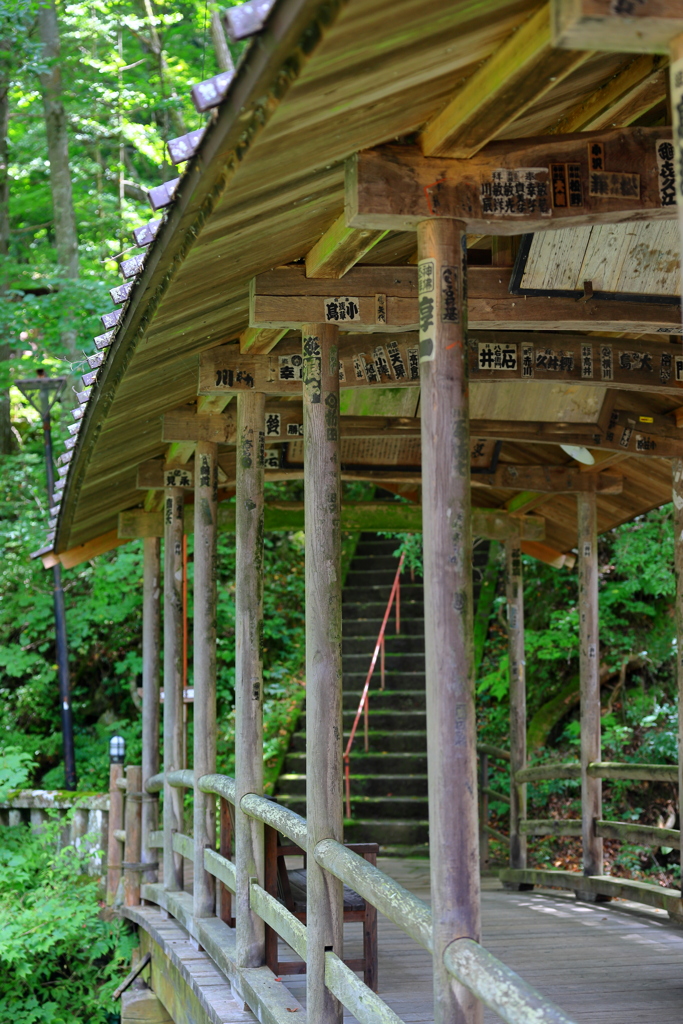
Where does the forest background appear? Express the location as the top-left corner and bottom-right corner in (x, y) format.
(0, 0), (680, 1017)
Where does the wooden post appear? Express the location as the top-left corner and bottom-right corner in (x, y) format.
(234, 392), (266, 967)
(577, 491), (603, 882)
(672, 460), (683, 893)
(141, 536), (161, 881)
(506, 535), (528, 874)
(193, 441), (219, 920)
(303, 322), (343, 1024)
(478, 753), (489, 875)
(123, 764), (142, 906)
(106, 762), (124, 903)
(670, 35), (683, 297)
(219, 798), (235, 926)
(163, 485), (184, 891)
(417, 218), (481, 1024)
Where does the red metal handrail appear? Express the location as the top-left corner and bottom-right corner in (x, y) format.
(344, 553), (405, 819)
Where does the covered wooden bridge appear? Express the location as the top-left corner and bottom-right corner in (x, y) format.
(40, 0), (683, 1021)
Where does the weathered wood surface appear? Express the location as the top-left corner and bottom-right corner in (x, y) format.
(552, 0), (683, 54)
(595, 819), (681, 850)
(477, 744), (511, 763)
(240, 792), (307, 848)
(119, 503), (546, 542)
(421, 4), (589, 159)
(587, 761), (679, 782)
(347, 130), (676, 234)
(324, 952), (404, 1024)
(193, 440), (218, 920)
(234, 392), (266, 969)
(123, 764), (142, 907)
(306, 213), (387, 279)
(303, 323), (344, 1024)
(499, 867), (683, 919)
(418, 218), (480, 1024)
(141, 537), (160, 882)
(578, 492), (603, 880)
(515, 763), (582, 783)
(520, 819), (583, 837)
(107, 763), (124, 903)
(249, 880), (308, 960)
(506, 538), (527, 873)
(163, 484), (185, 894)
(172, 831), (195, 862)
(204, 847), (236, 893)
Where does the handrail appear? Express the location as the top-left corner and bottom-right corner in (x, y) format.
(240, 792), (307, 848)
(477, 743), (511, 763)
(197, 773), (236, 804)
(167, 769), (194, 788)
(146, 772), (165, 793)
(343, 552), (405, 818)
(444, 938), (575, 1024)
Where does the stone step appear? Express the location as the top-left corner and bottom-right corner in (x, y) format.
(342, 635), (425, 656)
(282, 751), (429, 775)
(277, 773), (428, 797)
(299, 709), (426, 732)
(342, 689), (426, 712)
(342, 601), (424, 619)
(353, 543), (402, 559)
(278, 793), (429, 820)
(343, 617), (425, 638)
(343, 819), (430, 847)
(343, 671), (425, 691)
(343, 583), (424, 604)
(289, 729), (427, 753)
(343, 652), (425, 674)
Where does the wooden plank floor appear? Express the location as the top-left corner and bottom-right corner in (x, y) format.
(279, 860), (683, 1024)
(179, 858), (683, 1022)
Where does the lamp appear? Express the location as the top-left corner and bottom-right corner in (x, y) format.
(559, 444), (595, 466)
(109, 735), (126, 764)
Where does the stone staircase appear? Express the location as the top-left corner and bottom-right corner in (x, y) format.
(276, 533), (489, 855)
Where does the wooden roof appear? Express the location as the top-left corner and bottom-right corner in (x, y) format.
(53, 0), (680, 564)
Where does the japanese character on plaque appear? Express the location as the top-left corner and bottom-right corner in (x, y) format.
(373, 346), (391, 380)
(286, 422), (303, 436)
(375, 293), (387, 325)
(440, 265), (458, 323)
(278, 353), (303, 382)
(406, 346), (420, 380)
(418, 258), (436, 363)
(521, 344), (534, 378)
(387, 340), (407, 380)
(600, 346), (613, 382)
(581, 345), (593, 379)
(265, 413), (281, 437)
(656, 140), (677, 207)
(323, 296), (360, 323)
(479, 167), (551, 218)
(477, 342), (518, 371)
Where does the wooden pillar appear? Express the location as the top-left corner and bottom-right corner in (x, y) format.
(193, 442), (218, 920)
(506, 535), (527, 873)
(417, 218), (481, 1024)
(303, 323), (343, 1024)
(163, 484), (184, 892)
(670, 35), (683, 289)
(672, 460), (683, 890)
(141, 536), (161, 881)
(106, 762), (124, 903)
(234, 393), (266, 967)
(577, 491), (603, 881)
(123, 764), (142, 906)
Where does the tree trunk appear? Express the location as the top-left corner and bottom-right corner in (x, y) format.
(37, 1), (79, 283)
(211, 10), (234, 74)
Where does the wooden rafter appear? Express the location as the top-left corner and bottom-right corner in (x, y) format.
(305, 213), (387, 279)
(420, 4), (589, 159)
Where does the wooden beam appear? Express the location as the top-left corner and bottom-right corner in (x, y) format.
(521, 540), (576, 569)
(421, 4), (589, 158)
(472, 413), (683, 457)
(118, 502), (546, 542)
(473, 466), (622, 493)
(248, 265), (681, 333)
(305, 213), (387, 278)
(239, 326), (288, 354)
(469, 333), (683, 397)
(346, 130), (675, 234)
(552, 0), (683, 54)
(546, 54), (668, 134)
(41, 528), (127, 569)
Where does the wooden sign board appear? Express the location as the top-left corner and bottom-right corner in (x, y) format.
(249, 265), (681, 334)
(346, 129), (676, 234)
(468, 332), (683, 398)
(199, 336), (421, 396)
(552, 0), (683, 54)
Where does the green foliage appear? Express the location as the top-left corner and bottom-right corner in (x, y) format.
(0, 818), (135, 1022)
(0, 745), (36, 799)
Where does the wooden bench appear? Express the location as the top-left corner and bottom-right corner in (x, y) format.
(264, 824), (379, 992)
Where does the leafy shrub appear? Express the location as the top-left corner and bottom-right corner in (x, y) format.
(0, 817), (134, 1022)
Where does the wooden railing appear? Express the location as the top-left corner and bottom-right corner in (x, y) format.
(496, 757), (683, 916)
(113, 767), (579, 1024)
(343, 552), (405, 819)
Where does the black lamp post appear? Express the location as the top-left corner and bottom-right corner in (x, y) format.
(15, 371), (77, 790)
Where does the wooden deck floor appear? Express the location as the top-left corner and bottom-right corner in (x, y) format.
(173, 859), (683, 1023)
(279, 860), (683, 1024)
